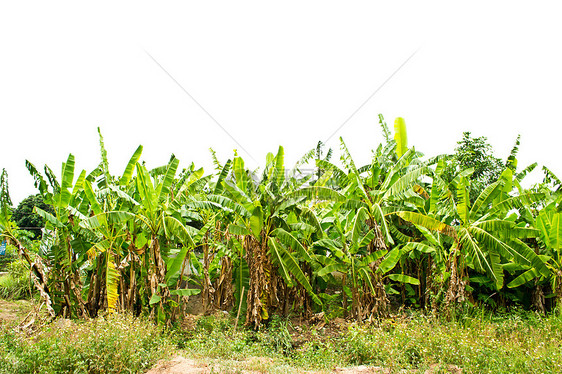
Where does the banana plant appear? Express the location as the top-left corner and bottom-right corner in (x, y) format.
(397, 172), (546, 309)
(25, 153), (99, 318)
(72, 133), (143, 316)
(302, 124), (428, 317)
(0, 169), (56, 317)
(206, 147), (321, 327)
(506, 189), (562, 310)
(313, 207), (385, 319)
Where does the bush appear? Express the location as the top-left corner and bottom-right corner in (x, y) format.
(0, 313), (175, 374)
(0, 259), (33, 300)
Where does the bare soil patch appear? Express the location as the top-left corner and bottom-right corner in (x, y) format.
(146, 356), (462, 374)
(0, 299), (36, 324)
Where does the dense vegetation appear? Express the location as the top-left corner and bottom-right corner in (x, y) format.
(3, 307), (561, 373)
(180, 311), (562, 373)
(1, 115), (561, 330)
(0, 313), (175, 373)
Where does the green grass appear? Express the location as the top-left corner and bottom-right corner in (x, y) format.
(0, 313), (175, 374)
(1, 308), (561, 373)
(0, 259), (34, 300)
(177, 310), (562, 373)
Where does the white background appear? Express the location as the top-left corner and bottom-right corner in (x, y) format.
(1, 1), (561, 204)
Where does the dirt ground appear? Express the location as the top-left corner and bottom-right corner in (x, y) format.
(146, 356), (462, 374)
(0, 299), (37, 324)
(145, 355), (391, 373)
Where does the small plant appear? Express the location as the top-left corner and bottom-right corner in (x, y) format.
(256, 316), (293, 355)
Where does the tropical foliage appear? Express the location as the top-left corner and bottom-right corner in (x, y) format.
(1, 116), (561, 328)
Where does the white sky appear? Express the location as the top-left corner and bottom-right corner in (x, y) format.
(1, 1), (561, 204)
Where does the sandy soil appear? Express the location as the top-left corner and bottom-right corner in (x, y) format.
(145, 355), (462, 374)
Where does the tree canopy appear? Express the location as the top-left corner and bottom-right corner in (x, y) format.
(444, 131), (505, 202)
(11, 194), (54, 239)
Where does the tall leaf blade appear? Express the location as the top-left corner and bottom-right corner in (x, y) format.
(61, 154), (75, 189)
(273, 146), (285, 191)
(157, 157), (179, 202)
(119, 145), (143, 186)
(456, 178), (470, 225)
(233, 156), (248, 193)
(393, 117), (408, 158)
(550, 213), (562, 250)
(214, 159), (232, 194)
(136, 163), (156, 214)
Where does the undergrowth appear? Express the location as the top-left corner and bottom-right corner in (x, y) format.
(0, 259), (34, 300)
(179, 309), (562, 373)
(0, 313), (175, 374)
(1, 307), (561, 373)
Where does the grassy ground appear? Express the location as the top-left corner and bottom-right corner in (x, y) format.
(177, 310), (562, 373)
(0, 308), (176, 374)
(1, 300), (562, 373)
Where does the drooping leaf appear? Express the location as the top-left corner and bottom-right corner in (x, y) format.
(388, 274), (420, 285)
(378, 247), (402, 274)
(271, 228), (313, 263)
(507, 268), (539, 288)
(268, 238), (294, 287)
(396, 211), (456, 238)
(169, 288), (201, 297)
(34, 207), (64, 228)
(267, 238), (321, 305)
(25, 160), (49, 196)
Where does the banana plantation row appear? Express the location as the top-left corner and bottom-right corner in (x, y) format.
(1, 117), (561, 327)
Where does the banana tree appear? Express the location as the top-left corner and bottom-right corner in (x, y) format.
(206, 147), (321, 327)
(306, 124), (428, 317)
(397, 173), (546, 309)
(506, 188), (562, 310)
(0, 169), (56, 317)
(313, 207), (386, 319)
(24, 152), (101, 318)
